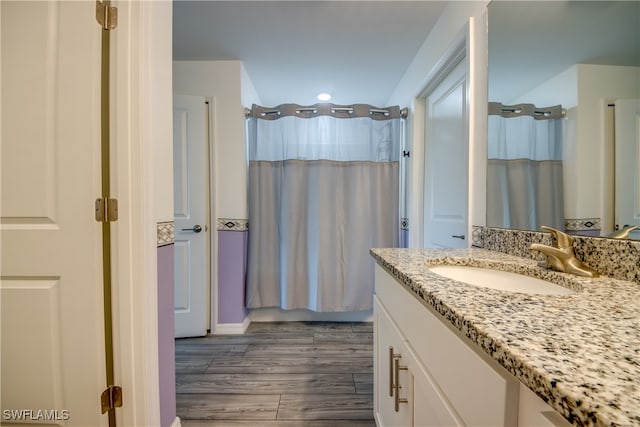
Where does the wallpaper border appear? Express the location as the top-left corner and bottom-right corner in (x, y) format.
(157, 221), (175, 247)
(217, 218), (249, 232)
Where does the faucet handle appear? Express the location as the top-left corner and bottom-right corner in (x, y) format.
(540, 225), (573, 249)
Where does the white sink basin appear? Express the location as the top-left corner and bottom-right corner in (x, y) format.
(428, 265), (575, 295)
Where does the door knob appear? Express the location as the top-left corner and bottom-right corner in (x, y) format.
(182, 224), (202, 233)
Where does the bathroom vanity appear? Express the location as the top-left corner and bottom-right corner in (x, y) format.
(371, 248), (640, 427)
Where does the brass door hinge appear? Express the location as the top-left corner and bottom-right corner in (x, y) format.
(95, 198), (118, 222)
(96, 1), (118, 31)
(101, 385), (123, 414)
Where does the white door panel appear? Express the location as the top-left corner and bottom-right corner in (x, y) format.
(1, 2), (105, 425)
(173, 95), (209, 338)
(424, 59), (468, 248)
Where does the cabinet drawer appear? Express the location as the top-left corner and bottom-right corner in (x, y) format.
(375, 264), (519, 427)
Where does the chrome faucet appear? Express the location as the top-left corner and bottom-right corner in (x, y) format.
(529, 226), (599, 278)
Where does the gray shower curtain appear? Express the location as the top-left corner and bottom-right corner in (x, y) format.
(486, 103), (565, 231)
(246, 104), (400, 312)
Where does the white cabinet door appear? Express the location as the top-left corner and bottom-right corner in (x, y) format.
(376, 296), (463, 427)
(375, 297), (412, 427)
(406, 344), (463, 427)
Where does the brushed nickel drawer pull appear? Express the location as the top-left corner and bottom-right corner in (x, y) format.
(393, 355), (408, 412)
(389, 346), (395, 397)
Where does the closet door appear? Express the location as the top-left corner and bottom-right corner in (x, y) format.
(1, 2), (106, 425)
(173, 95), (209, 338)
(423, 58), (469, 248)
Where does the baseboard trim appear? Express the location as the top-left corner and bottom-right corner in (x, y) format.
(170, 416), (181, 427)
(213, 316), (250, 335)
(249, 307), (373, 322)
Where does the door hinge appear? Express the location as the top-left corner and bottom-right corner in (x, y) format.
(96, 1), (118, 31)
(95, 198), (118, 222)
(100, 385), (123, 414)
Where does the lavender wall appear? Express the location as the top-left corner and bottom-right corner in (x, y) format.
(157, 244), (176, 427)
(217, 229), (249, 324)
(400, 229), (409, 248)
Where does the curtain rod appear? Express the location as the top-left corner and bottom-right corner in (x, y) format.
(244, 103), (408, 120)
(488, 102), (565, 120)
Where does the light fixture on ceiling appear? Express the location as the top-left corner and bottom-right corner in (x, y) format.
(317, 93), (331, 102)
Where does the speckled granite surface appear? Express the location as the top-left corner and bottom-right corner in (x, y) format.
(370, 247), (640, 427)
(475, 226), (640, 284)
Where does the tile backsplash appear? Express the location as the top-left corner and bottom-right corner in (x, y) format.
(474, 226), (640, 284)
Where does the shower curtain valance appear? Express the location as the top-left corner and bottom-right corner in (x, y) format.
(247, 103), (403, 163)
(246, 103), (407, 120)
(489, 102), (565, 120)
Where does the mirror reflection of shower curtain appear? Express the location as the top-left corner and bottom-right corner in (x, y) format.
(486, 113), (564, 231)
(246, 104), (400, 312)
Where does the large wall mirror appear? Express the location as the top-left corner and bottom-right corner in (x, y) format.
(487, 1), (640, 240)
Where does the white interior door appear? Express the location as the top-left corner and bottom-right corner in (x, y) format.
(1, 2), (107, 425)
(614, 99), (640, 237)
(173, 95), (209, 338)
(423, 59), (469, 248)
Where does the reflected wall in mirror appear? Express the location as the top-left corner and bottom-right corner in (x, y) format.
(487, 1), (640, 240)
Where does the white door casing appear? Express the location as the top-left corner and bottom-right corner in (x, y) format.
(614, 99), (640, 234)
(110, 1), (164, 424)
(1, 2), (106, 425)
(423, 59), (469, 248)
(173, 95), (209, 338)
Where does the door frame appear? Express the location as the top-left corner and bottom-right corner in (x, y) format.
(408, 18), (487, 248)
(207, 97), (218, 334)
(111, 1), (168, 425)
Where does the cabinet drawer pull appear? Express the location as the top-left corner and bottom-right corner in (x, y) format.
(393, 355), (408, 412)
(389, 346), (395, 397)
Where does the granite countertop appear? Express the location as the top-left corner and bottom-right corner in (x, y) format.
(370, 247), (640, 427)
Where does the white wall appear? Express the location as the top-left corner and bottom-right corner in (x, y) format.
(514, 64), (640, 226)
(387, 1), (489, 247)
(241, 62), (262, 108)
(510, 65), (578, 108)
(575, 64), (640, 223)
(149, 2), (174, 223)
(173, 60), (250, 220)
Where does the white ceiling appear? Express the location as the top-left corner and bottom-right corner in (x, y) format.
(173, 1), (640, 108)
(172, 1), (448, 106)
(488, 1), (640, 102)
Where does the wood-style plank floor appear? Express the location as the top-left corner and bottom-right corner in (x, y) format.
(176, 321), (376, 427)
